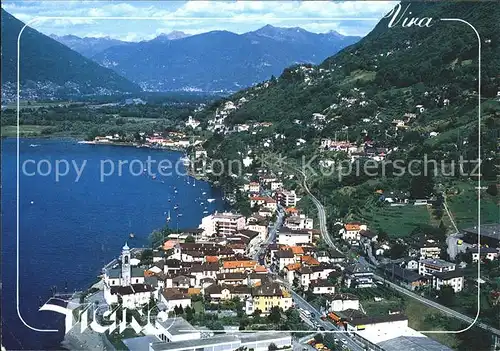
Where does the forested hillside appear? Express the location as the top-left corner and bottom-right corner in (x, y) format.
(198, 1), (499, 222)
(200, 1), (498, 158)
(1, 9), (140, 101)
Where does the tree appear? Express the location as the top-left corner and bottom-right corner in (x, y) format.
(268, 343), (278, 351)
(376, 230), (389, 243)
(140, 249), (153, 264)
(185, 235), (195, 243)
(314, 334), (324, 344)
(410, 173), (434, 199)
(437, 286), (455, 305)
(486, 184), (498, 196)
(267, 306), (282, 324)
(210, 321), (224, 333)
(185, 306), (194, 321)
(387, 242), (406, 259)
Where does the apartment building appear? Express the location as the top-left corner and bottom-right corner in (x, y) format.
(285, 214), (313, 230)
(277, 190), (298, 207)
(277, 229), (312, 246)
(245, 282), (293, 315)
(199, 212), (246, 236)
(418, 258), (456, 276)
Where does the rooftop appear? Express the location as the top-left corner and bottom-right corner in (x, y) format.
(356, 326), (453, 351)
(156, 317), (199, 336)
(223, 260), (257, 269)
(462, 224), (500, 240)
(382, 264), (427, 283)
(347, 313), (408, 326)
(433, 269), (464, 280)
(419, 258), (455, 268)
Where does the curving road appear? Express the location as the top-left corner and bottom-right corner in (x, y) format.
(373, 275), (500, 336)
(293, 166), (500, 338)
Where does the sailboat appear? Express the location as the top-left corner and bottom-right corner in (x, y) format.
(193, 179), (196, 187)
(173, 204), (179, 210)
(166, 211), (171, 222)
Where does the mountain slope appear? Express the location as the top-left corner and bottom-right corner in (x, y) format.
(92, 26), (360, 92)
(1, 9), (140, 101)
(49, 34), (128, 58)
(200, 2), (499, 175)
(203, 2), (498, 129)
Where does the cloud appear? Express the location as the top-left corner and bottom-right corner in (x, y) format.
(2, 0), (397, 40)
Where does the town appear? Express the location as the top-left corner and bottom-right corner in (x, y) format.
(54, 152), (499, 351)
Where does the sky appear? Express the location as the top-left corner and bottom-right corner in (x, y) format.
(2, 1), (398, 42)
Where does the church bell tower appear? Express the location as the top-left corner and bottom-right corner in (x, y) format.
(121, 242), (131, 286)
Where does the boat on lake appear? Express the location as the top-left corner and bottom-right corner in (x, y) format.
(207, 198), (216, 203)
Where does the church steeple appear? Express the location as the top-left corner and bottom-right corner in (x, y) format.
(121, 242), (131, 286)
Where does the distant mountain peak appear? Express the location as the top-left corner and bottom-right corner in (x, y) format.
(324, 29), (344, 39)
(156, 31), (189, 40)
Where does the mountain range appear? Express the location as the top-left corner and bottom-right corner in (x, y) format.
(50, 31), (190, 58)
(88, 25), (360, 92)
(1, 9), (140, 101)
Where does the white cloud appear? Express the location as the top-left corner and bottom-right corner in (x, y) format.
(2, 0), (397, 40)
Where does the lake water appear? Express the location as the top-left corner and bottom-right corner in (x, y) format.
(1, 138), (226, 350)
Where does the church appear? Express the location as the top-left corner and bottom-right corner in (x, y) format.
(103, 243), (156, 309)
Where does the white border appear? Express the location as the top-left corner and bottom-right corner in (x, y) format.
(15, 15), (483, 336)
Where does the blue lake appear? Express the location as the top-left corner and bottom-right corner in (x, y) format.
(1, 138), (225, 350)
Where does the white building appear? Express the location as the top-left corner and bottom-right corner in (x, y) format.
(432, 270), (464, 293)
(185, 116), (200, 129)
(103, 243), (155, 309)
(248, 182), (260, 193)
(277, 230), (312, 246)
(469, 247), (499, 263)
(155, 316), (201, 343)
(328, 293), (360, 312)
(339, 223), (367, 243)
(245, 223), (268, 241)
(284, 214), (313, 230)
(419, 239), (441, 259)
(270, 181), (283, 191)
(199, 212), (246, 236)
(279, 190), (298, 207)
(418, 258), (455, 276)
(160, 289), (192, 313)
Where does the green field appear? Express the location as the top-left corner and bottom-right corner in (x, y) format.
(1, 125), (46, 137)
(5, 101), (75, 109)
(354, 201), (431, 238)
(124, 117), (164, 122)
(445, 181), (499, 229)
(342, 70), (376, 84)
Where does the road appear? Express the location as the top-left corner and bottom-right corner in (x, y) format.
(373, 275), (500, 336)
(293, 166), (500, 339)
(293, 167), (340, 252)
(272, 274), (366, 351)
(252, 206), (284, 263)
